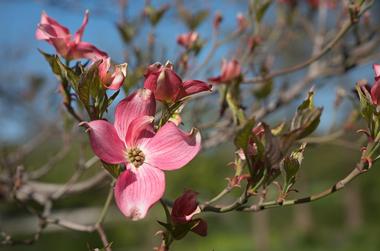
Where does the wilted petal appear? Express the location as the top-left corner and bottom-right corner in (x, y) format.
(82, 120), (126, 164)
(145, 122), (201, 171)
(114, 164), (165, 220)
(114, 89), (156, 141)
(125, 116), (154, 147)
(74, 10), (89, 43)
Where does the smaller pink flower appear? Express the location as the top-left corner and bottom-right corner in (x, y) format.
(177, 32), (199, 49)
(97, 57), (128, 90)
(82, 89), (201, 220)
(171, 190), (207, 236)
(36, 10), (107, 60)
(370, 64), (380, 105)
(144, 61), (211, 103)
(209, 59), (242, 84)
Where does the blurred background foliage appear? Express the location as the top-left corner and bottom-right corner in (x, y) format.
(1, 0), (380, 250)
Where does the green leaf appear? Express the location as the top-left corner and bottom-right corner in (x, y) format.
(145, 5), (169, 26)
(290, 91), (322, 140)
(253, 80), (273, 99)
(356, 85), (375, 122)
(116, 22), (135, 44)
(255, 0), (272, 23)
(101, 161), (122, 178)
(234, 119), (255, 150)
(282, 143), (306, 193)
(179, 9), (209, 30)
(77, 61), (102, 119)
(38, 49), (62, 76)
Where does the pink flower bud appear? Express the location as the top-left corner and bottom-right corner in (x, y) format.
(177, 32), (199, 49)
(98, 57), (128, 90)
(371, 64), (380, 105)
(236, 13), (248, 32)
(213, 11), (223, 30)
(209, 59), (242, 84)
(171, 190), (207, 236)
(144, 61), (211, 103)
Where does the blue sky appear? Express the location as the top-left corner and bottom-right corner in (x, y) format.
(0, 0), (376, 142)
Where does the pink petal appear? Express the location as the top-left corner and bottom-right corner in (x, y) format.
(144, 122), (201, 171)
(182, 80), (212, 98)
(114, 164), (165, 220)
(100, 61), (128, 90)
(114, 89), (156, 141)
(82, 120), (126, 164)
(171, 190), (200, 223)
(125, 116), (154, 147)
(68, 41), (108, 61)
(371, 80), (380, 105)
(373, 64), (380, 81)
(208, 75), (223, 84)
(36, 11), (70, 40)
(143, 63), (162, 90)
(191, 219), (208, 236)
(74, 10), (89, 44)
(155, 67), (183, 102)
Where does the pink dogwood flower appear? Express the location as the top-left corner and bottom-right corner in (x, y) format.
(177, 32), (199, 49)
(171, 190), (207, 236)
(209, 59), (242, 84)
(144, 62), (211, 103)
(97, 57), (128, 90)
(36, 10), (107, 60)
(82, 89), (201, 220)
(370, 64), (380, 105)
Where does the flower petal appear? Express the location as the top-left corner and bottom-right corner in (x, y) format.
(68, 41), (108, 61)
(171, 190), (200, 223)
(36, 11), (70, 40)
(82, 120), (126, 164)
(114, 89), (156, 141)
(371, 80), (380, 105)
(182, 80), (212, 98)
(191, 219), (208, 236)
(373, 64), (380, 81)
(144, 122), (201, 170)
(125, 116), (155, 147)
(114, 164), (165, 220)
(74, 10), (89, 44)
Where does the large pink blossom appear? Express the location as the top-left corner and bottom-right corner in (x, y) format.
(144, 62), (211, 103)
(208, 59), (242, 84)
(82, 89), (201, 220)
(36, 10), (107, 60)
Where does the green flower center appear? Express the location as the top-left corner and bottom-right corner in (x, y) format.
(127, 147), (145, 168)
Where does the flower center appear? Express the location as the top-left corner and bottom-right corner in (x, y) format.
(127, 147), (145, 168)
